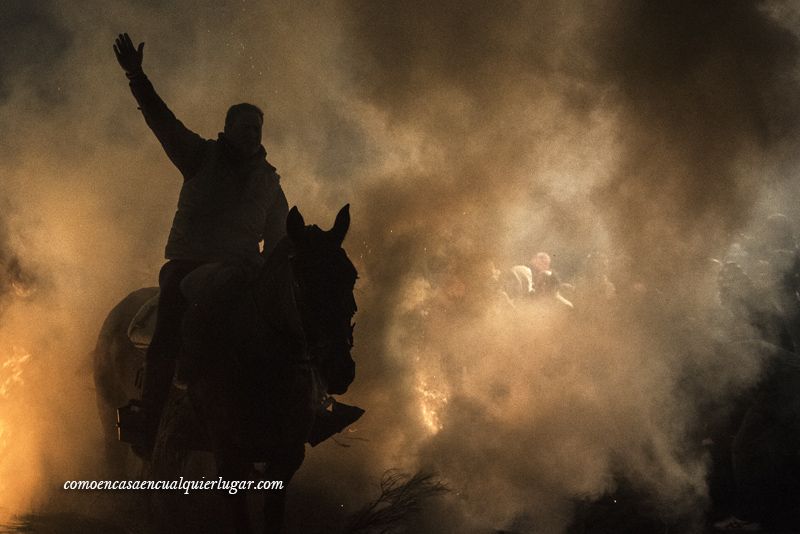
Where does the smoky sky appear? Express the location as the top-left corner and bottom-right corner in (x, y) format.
(343, 0), (800, 281)
(0, 2), (71, 104)
(1, 1), (800, 533)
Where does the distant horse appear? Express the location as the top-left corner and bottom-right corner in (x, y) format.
(93, 286), (157, 477)
(94, 205), (358, 534)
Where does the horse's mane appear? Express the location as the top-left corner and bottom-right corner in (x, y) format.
(252, 235), (306, 360)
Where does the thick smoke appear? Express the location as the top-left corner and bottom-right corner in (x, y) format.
(1, 1), (799, 533)
(339, 0), (800, 532)
(590, 1), (800, 284)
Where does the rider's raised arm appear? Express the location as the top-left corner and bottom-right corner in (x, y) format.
(127, 74), (205, 180)
(114, 33), (204, 180)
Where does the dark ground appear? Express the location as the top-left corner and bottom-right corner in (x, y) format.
(1, 499), (798, 534)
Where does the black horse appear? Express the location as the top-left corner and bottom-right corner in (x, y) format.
(94, 205), (359, 533)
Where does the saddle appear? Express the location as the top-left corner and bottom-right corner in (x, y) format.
(127, 291), (160, 350)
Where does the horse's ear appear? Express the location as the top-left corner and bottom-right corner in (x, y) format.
(287, 206), (306, 243)
(330, 204), (350, 245)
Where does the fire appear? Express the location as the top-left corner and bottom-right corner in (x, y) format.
(0, 419), (6, 459)
(0, 420), (6, 498)
(10, 282), (35, 299)
(0, 346), (32, 502)
(0, 346), (31, 398)
(416, 376), (449, 434)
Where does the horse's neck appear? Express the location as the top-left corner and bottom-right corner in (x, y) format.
(259, 244), (305, 349)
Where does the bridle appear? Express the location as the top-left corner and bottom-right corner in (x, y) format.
(288, 243), (357, 371)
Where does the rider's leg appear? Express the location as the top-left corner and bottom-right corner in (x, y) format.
(136, 260), (203, 458)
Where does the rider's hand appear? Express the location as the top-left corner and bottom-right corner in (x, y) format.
(113, 33), (145, 76)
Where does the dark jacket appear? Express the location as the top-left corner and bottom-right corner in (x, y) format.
(128, 73), (288, 263)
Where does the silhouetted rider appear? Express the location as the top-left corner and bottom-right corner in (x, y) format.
(113, 33), (289, 458)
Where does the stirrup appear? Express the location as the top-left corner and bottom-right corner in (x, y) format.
(117, 399), (147, 444)
(118, 399), (156, 460)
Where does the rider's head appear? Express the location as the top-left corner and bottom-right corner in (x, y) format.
(224, 103), (264, 157)
(531, 252), (551, 273)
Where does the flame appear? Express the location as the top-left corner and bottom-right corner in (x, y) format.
(416, 375), (449, 434)
(0, 419), (6, 496)
(0, 346), (32, 510)
(0, 346), (31, 398)
(10, 282), (35, 299)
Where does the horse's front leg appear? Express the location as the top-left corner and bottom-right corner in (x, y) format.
(260, 444), (305, 534)
(217, 450), (255, 534)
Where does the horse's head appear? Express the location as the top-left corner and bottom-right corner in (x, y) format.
(286, 205), (358, 395)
